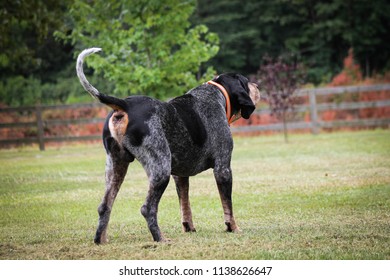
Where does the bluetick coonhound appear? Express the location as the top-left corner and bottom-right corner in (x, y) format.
(76, 48), (261, 243)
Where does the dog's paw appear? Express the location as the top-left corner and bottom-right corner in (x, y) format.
(94, 237), (109, 245)
(158, 236), (172, 243)
(94, 231), (109, 245)
(232, 227), (242, 234)
(225, 222), (241, 233)
(182, 222), (196, 233)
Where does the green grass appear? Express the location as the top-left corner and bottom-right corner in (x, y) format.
(0, 130), (389, 260)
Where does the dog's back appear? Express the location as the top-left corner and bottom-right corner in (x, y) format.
(101, 87), (232, 177)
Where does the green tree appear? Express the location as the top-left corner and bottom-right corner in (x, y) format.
(191, 0), (260, 73)
(345, 0), (390, 76)
(193, 0), (390, 84)
(58, 0), (219, 99)
(0, 0), (72, 78)
(0, 0), (81, 106)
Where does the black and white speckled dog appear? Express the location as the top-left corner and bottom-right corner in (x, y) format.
(76, 47), (261, 243)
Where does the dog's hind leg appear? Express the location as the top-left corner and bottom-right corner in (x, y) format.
(173, 175), (196, 232)
(140, 166), (170, 242)
(214, 165), (241, 233)
(138, 142), (171, 242)
(94, 152), (130, 244)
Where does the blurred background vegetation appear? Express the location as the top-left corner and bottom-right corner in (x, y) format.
(1, 0), (389, 106)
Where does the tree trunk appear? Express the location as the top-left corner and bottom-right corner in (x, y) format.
(283, 111), (288, 143)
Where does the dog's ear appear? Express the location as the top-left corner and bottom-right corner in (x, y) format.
(215, 74), (255, 119)
(234, 74), (256, 119)
(235, 88), (255, 119)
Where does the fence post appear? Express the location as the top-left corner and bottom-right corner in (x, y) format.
(309, 90), (319, 134)
(35, 105), (45, 151)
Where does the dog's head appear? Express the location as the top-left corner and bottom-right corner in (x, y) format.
(213, 73), (261, 119)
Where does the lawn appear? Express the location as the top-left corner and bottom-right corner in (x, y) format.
(0, 130), (389, 260)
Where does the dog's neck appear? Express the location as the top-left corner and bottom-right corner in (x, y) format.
(207, 80), (240, 125)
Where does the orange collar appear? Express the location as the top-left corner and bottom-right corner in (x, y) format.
(207, 80), (238, 124)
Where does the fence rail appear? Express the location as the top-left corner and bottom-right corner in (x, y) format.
(1, 84), (389, 150)
(231, 83), (390, 134)
(296, 83), (390, 96)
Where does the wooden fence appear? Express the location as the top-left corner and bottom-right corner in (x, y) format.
(231, 83), (390, 134)
(0, 103), (107, 151)
(1, 84), (389, 150)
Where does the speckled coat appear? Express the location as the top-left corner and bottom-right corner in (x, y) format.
(76, 48), (261, 243)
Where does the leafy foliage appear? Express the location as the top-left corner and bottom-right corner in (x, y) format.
(0, 0), (79, 106)
(194, 0), (390, 84)
(1, 0), (389, 106)
(330, 48), (363, 86)
(57, 0), (219, 99)
(0, 0), (72, 77)
(0, 64), (113, 106)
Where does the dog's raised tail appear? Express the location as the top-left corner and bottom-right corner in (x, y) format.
(76, 48), (127, 111)
(76, 48), (102, 99)
(76, 47), (102, 100)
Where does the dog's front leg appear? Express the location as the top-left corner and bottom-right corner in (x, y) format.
(94, 154), (129, 244)
(173, 175), (196, 232)
(214, 166), (240, 233)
